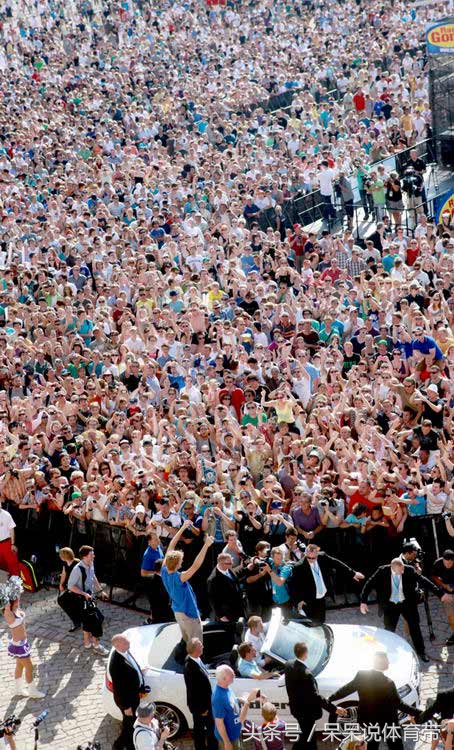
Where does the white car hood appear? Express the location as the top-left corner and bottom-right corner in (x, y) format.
(317, 624), (418, 694)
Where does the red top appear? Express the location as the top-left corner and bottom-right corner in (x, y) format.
(353, 92), (366, 112)
(218, 386), (245, 420)
(347, 489), (376, 513)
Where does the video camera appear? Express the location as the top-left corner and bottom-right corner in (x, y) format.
(0, 716), (21, 738)
(401, 168), (422, 197)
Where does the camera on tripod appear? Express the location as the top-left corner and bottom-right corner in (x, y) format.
(0, 716), (21, 738)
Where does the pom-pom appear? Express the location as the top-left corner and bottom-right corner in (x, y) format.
(0, 576), (24, 609)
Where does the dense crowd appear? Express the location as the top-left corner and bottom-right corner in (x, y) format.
(0, 0), (453, 600)
(0, 1), (453, 750)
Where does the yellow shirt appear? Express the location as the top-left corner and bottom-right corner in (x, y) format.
(273, 400), (295, 423)
(207, 290), (223, 309)
(435, 334), (454, 354)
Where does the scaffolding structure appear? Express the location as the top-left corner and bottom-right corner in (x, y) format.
(427, 17), (454, 166)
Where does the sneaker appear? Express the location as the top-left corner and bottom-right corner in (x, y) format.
(93, 644), (109, 656)
(26, 683), (46, 699)
(69, 623), (81, 633)
(83, 642), (92, 649)
(446, 634), (454, 646)
(14, 679), (29, 697)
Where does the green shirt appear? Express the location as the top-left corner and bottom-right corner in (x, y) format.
(370, 179), (386, 206)
(241, 414), (267, 427)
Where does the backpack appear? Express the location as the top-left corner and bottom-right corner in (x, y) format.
(19, 559), (40, 593)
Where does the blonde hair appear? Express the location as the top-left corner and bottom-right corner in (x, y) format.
(59, 547), (75, 563)
(261, 702), (277, 722)
(164, 550), (184, 572)
(341, 738), (365, 750)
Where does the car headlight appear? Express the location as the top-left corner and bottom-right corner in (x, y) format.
(398, 684), (412, 699)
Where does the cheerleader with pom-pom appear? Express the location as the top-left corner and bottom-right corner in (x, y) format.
(1, 577), (45, 698)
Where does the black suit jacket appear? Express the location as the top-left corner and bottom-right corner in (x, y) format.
(418, 688), (454, 723)
(329, 669), (419, 726)
(284, 659), (336, 719)
(109, 649), (145, 712)
(360, 564), (442, 607)
(207, 567), (245, 621)
(287, 553), (355, 606)
(183, 656), (212, 715)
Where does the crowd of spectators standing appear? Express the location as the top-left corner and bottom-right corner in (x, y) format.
(0, 0), (452, 608)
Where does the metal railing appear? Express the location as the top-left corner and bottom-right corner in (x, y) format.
(7, 502), (451, 613)
(248, 137), (440, 239)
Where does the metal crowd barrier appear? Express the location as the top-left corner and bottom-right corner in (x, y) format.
(7, 504), (451, 612)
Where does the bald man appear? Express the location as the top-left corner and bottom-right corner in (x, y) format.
(109, 634), (146, 750)
(360, 558), (451, 663)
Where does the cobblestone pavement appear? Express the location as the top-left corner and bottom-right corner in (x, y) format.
(0, 590), (452, 750)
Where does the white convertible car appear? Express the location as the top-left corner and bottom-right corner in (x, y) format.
(102, 609), (420, 738)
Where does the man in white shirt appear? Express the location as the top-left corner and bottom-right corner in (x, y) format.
(244, 616), (270, 667)
(318, 160), (338, 223)
(133, 703), (170, 750)
(151, 499), (182, 544)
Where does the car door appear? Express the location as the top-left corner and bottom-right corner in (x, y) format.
(231, 674), (292, 725)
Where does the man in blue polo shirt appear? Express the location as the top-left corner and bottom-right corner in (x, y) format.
(212, 665), (258, 750)
(412, 327), (443, 363)
(141, 532), (164, 578)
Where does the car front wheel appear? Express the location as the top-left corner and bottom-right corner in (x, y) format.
(154, 702), (187, 738)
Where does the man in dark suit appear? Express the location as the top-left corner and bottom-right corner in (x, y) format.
(287, 544), (365, 623)
(418, 687), (454, 723)
(285, 641), (346, 750)
(109, 634), (146, 750)
(360, 558), (452, 662)
(183, 637), (217, 750)
(329, 650), (419, 750)
(207, 552), (245, 622)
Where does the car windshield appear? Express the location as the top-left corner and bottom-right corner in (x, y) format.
(263, 617), (333, 675)
(148, 623), (183, 671)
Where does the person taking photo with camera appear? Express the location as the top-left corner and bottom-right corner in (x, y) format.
(67, 545), (109, 656)
(133, 703), (171, 750)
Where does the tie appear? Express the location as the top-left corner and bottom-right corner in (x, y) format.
(390, 574), (401, 604)
(126, 651), (144, 688)
(198, 658), (209, 676)
(312, 562), (326, 598)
